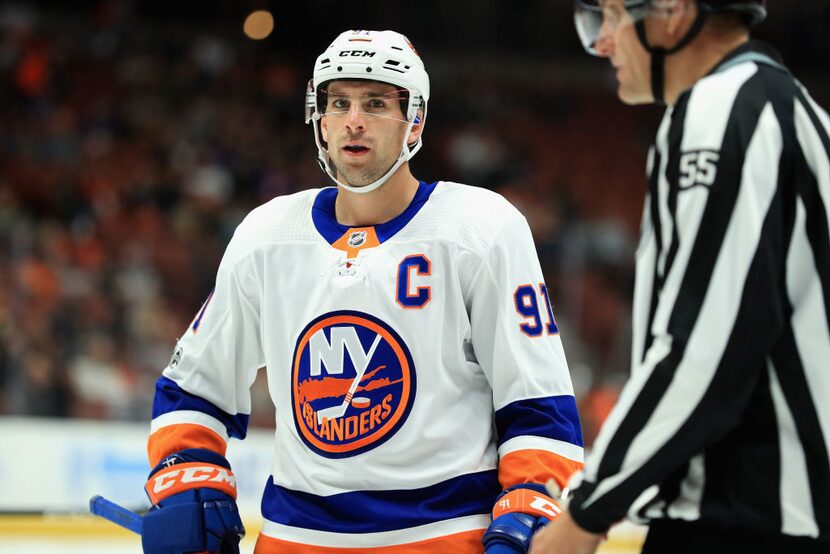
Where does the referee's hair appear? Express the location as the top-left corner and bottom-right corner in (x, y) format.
(708, 11), (753, 32)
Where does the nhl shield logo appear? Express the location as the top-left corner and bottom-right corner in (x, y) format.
(347, 231), (367, 248)
(291, 310), (416, 458)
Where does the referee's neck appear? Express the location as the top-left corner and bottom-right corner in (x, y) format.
(662, 25), (750, 106)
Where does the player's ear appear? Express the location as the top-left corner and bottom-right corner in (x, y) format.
(407, 110), (425, 145)
(321, 115), (329, 143)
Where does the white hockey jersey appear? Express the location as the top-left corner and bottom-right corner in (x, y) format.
(149, 181), (584, 553)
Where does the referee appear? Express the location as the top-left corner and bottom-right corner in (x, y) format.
(531, 1), (830, 553)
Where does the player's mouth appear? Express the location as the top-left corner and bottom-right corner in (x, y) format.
(343, 144), (370, 156)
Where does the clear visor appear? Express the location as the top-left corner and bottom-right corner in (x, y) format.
(304, 80), (413, 124)
(574, 0), (649, 55)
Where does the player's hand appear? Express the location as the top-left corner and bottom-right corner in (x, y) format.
(141, 448), (245, 554)
(528, 510), (602, 554)
(482, 484), (562, 553)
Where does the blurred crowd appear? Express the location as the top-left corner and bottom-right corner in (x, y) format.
(2, 1), (827, 445)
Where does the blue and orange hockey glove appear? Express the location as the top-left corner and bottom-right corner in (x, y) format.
(142, 448), (245, 554)
(482, 483), (563, 554)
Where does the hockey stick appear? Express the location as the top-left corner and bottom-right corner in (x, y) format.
(316, 334), (381, 424)
(89, 495), (143, 535)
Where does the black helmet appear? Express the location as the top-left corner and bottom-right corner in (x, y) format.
(701, 0), (767, 25)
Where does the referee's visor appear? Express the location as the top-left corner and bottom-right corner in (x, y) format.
(574, 0), (647, 56)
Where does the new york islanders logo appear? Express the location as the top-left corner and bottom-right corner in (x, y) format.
(291, 311), (416, 458)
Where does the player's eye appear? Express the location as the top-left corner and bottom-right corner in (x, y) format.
(330, 98), (349, 110)
(366, 98), (387, 110)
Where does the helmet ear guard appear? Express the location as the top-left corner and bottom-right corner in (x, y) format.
(305, 30), (430, 193)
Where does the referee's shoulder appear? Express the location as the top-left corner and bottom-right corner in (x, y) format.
(686, 55), (796, 115)
(674, 58), (800, 154)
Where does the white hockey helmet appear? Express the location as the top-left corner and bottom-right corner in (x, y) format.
(304, 30), (430, 193)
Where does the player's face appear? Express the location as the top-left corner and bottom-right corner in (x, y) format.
(320, 81), (412, 189)
(595, 0), (653, 104)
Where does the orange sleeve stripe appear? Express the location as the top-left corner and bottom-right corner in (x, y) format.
(147, 423), (227, 467)
(254, 529), (485, 553)
(498, 449), (584, 491)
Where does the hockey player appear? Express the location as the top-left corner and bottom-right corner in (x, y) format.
(141, 30), (584, 553)
(531, 1), (830, 553)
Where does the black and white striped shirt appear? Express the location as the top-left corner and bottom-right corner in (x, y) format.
(568, 42), (830, 543)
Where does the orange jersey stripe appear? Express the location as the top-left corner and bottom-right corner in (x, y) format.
(254, 529), (484, 553)
(498, 449), (583, 491)
(147, 423), (227, 467)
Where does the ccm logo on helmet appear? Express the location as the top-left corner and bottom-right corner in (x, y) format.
(339, 50), (376, 58)
(291, 310), (416, 459)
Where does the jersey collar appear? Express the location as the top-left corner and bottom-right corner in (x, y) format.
(312, 181), (437, 254)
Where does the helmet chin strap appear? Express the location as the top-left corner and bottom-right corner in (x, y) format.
(635, 2), (709, 104)
(327, 117), (420, 195)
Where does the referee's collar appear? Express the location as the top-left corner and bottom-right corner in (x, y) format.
(708, 40), (786, 77)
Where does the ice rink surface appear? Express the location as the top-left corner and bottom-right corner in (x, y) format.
(0, 516), (645, 554)
(0, 515), (258, 554)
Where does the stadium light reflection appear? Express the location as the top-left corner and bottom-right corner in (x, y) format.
(243, 10), (274, 40)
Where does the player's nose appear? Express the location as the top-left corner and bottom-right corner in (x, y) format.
(345, 104), (366, 130)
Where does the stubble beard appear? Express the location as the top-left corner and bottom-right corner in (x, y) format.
(332, 152), (397, 188)
(336, 164), (379, 188)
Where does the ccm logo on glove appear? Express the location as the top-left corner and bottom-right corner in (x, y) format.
(492, 488), (562, 520)
(145, 462), (237, 504)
